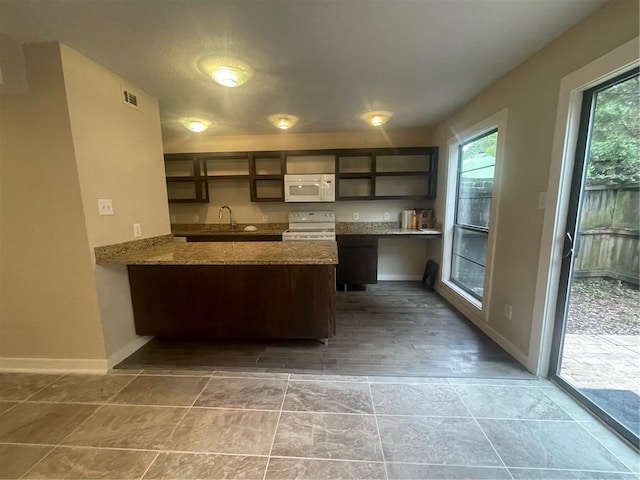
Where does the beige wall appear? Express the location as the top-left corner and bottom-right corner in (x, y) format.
(433, 0), (639, 358)
(0, 43), (106, 361)
(62, 45), (170, 248)
(0, 40), (170, 367)
(60, 44), (171, 360)
(164, 127), (438, 278)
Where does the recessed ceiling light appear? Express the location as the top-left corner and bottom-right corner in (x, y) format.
(207, 57), (254, 88)
(183, 119), (212, 132)
(268, 114), (299, 130)
(360, 110), (393, 127)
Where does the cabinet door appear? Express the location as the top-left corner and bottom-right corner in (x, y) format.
(336, 236), (378, 286)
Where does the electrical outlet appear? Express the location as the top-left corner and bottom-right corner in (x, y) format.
(262, 214), (269, 222)
(504, 304), (513, 320)
(193, 214), (199, 223)
(170, 215), (176, 223)
(97, 199), (113, 216)
(353, 212), (359, 221)
(133, 223), (142, 238)
(383, 212), (390, 221)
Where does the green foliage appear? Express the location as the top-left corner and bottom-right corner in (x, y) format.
(462, 131), (498, 159)
(587, 75), (639, 186)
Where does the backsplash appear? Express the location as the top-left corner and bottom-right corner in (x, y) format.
(168, 180), (435, 226)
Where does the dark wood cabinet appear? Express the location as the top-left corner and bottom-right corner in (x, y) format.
(128, 264), (335, 339)
(164, 146), (438, 204)
(164, 153), (209, 204)
(335, 147), (438, 200)
(336, 235), (378, 289)
(164, 152), (284, 204)
(250, 152), (285, 202)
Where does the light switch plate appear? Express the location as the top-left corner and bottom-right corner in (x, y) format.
(98, 199), (113, 215)
(133, 223), (142, 237)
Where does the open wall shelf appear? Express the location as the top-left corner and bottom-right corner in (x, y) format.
(164, 147), (437, 204)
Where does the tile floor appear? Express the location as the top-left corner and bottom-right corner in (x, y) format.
(1, 370), (638, 479)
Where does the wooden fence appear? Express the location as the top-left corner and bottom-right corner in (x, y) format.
(574, 184), (639, 285)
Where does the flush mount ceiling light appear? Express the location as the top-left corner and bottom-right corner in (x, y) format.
(268, 114), (299, 130)
(183, 119), (213, 132)
(360, 110), (393, 127)
(205, 57), (254, 88)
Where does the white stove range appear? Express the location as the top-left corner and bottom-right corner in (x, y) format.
(282, 211), (336, 241)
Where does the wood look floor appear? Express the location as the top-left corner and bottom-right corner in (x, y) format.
(117, 281), (531, 378)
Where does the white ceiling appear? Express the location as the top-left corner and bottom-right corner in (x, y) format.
(0, 0), (607, 137)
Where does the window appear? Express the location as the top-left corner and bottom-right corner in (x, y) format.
(448, 130), (500, 306)
(442, 110), (505, 314)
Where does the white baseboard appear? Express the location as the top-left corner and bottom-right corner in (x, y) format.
(0, 357), (108, 374)
(0, 336), (153, 373)
(107, 336), (153, 370)
(436, 285), (532, 373)
(377, 274), (423, 281)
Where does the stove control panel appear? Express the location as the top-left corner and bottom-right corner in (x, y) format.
(288, 211), (335, 223)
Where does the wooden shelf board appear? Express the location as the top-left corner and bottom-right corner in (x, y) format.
(373, 195), (433, 200)
(337, 173), (374, 179)
(336, 196), (375, 201)
(251, 197), (285, 202)
(205, 174), (250, 180)
(374, 171), (431, 177)
(166, 176), (200, 182)
(251, 175), (283, 181)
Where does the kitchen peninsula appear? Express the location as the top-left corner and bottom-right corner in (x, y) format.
(170, 222), (442, 289)
(95, 236), (338, 341)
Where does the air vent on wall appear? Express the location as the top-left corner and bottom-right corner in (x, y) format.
(121, 86), (141, 111)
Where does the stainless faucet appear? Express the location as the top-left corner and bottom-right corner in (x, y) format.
(218, 205), (237, 230)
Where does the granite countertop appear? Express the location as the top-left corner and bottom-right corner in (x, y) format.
(95, 235), (337, 266)
(336, 222), (442, 236)
(171, 222), (441, 237)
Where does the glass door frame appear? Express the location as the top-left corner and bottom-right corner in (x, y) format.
(548, 66), (639, 449)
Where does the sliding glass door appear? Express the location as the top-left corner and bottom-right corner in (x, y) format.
(549, 67), (639, 448)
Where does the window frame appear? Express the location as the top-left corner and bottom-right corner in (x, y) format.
(442, 110), (507, 321)
(450, 128), (498, 301)
(531, 37), (639, 376)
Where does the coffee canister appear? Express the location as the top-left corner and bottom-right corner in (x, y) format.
(420, 209), (434, 228)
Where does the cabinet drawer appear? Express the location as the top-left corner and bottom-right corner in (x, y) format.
(337, 235), (378, 247)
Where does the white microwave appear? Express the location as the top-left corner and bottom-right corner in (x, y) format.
(284, 174), (335, 202)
